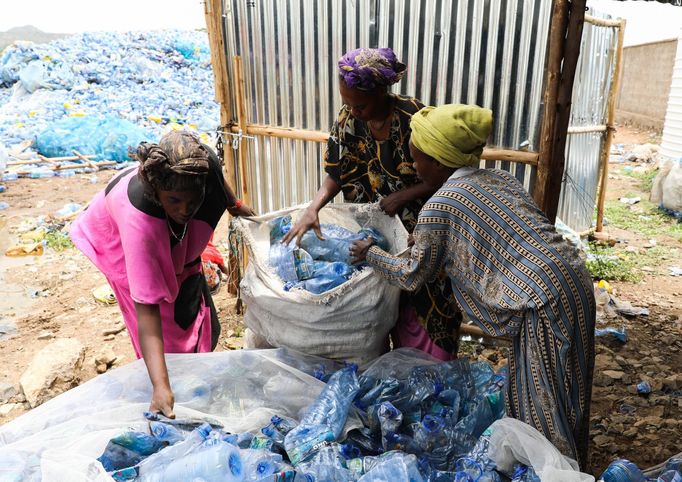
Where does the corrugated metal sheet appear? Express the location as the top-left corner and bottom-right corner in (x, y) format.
(661, 35), (682, 160)
(557, 10), (620, 232)
(219, 0), (553, 213)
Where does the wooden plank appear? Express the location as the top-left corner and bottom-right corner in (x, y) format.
(232, 55), (251, 207)
(596, 19), (627, 232)
(541, 0), (588, 223)
(534, 0), (569, 215)
(481, 148), (539, 166)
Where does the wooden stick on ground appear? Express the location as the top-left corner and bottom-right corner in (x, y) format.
(72, 150), (99, 171)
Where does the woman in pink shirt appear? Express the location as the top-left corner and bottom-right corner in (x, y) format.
(71, 130), (253, 417)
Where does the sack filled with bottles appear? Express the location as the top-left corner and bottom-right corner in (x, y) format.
(267, 214), (389, 294)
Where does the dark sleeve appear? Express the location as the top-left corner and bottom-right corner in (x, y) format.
(324, 118), (343, 184)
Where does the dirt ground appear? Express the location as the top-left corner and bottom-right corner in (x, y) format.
(0, 125), (680, 476)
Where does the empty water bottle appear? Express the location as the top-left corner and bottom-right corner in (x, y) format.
(657, 470), (682, 482)
(269, 243), (298, 283)
(269, 215), (292, 241)
(28, 168), (55, 179)
(511, 464), (540, 482)
(599, 459), (646, 482)
(55, 202), (82, 217)
(137, 423), (212, 477)
(296, 274), (349, 294)
(241, 448), (282, 480)
(149, 421), (184, 445)
(0, 185), (6, 193)
(312, 261), (354, 278)
(378, 402), (403, 443)
(142, 441), (243, 482)
(358, 455), (424, 482)
(414, 415), (447, 453)
(284, 366), (361, 465)
(97, 431), (168, 471)
(1, 172), (18, 181)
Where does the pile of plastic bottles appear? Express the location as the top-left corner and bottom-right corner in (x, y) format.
(0, 30), (219, 161)
(267, 215), (389, 294)
(95, 357), (517, 481)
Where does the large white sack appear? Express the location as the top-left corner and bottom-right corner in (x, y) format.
(661, 160), (682, 212)
(235, 203), (408, 366)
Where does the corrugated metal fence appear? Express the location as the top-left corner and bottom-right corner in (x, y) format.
(220, 0), (553, 213)
(218, 0), (621, 231)
(557, 11), (621, 231)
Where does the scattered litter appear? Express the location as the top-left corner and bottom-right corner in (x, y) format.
(597, 280), (612, 294)
(619, 196), (641, 205)
(645, 239), (657, 248)
(617, 403), (636, 414)
(636, 381), (652, 395)
(600, 458), (647, 481)
(54, 202), (81, 218)
(4, 243), (44, 257)
(595, 327), (628, 343)
(610, 296), (649, 317)
(0, 322), (18, 341)
(0, 201), (8, 210)
(669, 266), (682, 277)
(0, 185), (6, 193)
(93, 284), (117, 305)
(623, 143), (659, 163)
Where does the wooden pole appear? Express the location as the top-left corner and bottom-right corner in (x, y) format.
(540, 0), (588, 223)
(232, 55), (251, 207)
(228, 123), (540, 166)
(534, 0), (569, 211)
(596, 18), (626, 232)
(203, 0), (238, 195)
(7, 154), (96, 166)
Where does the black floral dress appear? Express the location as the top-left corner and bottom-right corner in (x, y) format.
(324, 95), (462, 355)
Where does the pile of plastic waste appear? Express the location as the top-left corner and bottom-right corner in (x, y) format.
(267, 215), (389, 294)
(88, 354), (511, 481)
(0, 30), (219, 164)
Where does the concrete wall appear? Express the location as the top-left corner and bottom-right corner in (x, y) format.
(616, 38), (678, 131)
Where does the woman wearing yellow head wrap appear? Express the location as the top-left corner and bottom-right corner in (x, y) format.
(352, 103), (595, 469)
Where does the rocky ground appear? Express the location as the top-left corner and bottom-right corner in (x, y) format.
(0, 125), (680, 476)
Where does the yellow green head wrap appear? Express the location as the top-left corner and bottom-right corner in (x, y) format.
(410, 104), (493, 169)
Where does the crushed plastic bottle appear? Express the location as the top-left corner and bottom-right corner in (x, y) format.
(599, 459), (646, 482)
(27, 168), (55, 179)
(240, 448), (282, 480)
(595, 327), (628, 343)
(54, 202), (81, 217)
(0, 185), (6, 193)
(284, 365), (361, 465)
(141, 441), (243, 482)
(136, 423), (212, 478)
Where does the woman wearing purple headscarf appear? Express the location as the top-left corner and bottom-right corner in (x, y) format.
(283, 48), (462, 361)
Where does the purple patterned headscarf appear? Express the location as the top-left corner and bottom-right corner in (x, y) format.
(338, 48), (406, 90)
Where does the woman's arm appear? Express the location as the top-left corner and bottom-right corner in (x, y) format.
(379, 180), (441, 217)
(282, 175), (342, 246)
(135, 302), (175, 418)
(351, 228), (443, 292)
(223, 177), (255, 217)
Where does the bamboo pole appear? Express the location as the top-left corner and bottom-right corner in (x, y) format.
(228, 124), (540, 166)
(232, 55), (251, 207)
(534, 0), (569, 212)
(567, 125), (608, 134)
(542, 0), (588, 223)
(584, 15), (621, 28)
(7, 154), (95, 166)
(596, 19), (627, 232)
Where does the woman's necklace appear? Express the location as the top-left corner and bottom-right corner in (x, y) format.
(167, 218), (188, 243)
(368, 97), (395, 136)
